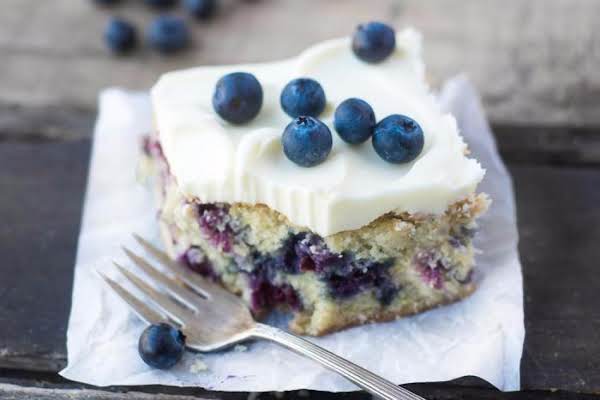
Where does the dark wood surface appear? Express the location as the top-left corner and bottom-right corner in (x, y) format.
(1, 126), (600, 398)
(0, 139), (89, 372)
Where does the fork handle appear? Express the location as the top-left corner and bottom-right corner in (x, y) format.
(251, 323), (426, 400)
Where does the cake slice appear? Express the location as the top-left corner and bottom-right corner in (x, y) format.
(144, 27), (488, 336)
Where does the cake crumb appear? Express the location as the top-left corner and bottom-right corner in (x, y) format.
(234, 344), (248, 352)
(394, 220), (415, 235)
(189, 358), (208, 373)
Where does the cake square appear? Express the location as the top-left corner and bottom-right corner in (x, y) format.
(144, 28), (488, 335)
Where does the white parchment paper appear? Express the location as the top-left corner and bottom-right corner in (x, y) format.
(60, 76), (524, 391)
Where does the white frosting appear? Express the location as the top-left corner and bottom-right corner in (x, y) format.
(151, 28), (485, 237)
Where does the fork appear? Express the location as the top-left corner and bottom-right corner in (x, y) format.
(97, 234), (426, 400)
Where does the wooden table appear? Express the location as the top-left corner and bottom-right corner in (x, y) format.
(1, 1), (600, 398)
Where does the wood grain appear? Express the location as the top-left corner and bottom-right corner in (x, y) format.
(1, 0), (599, 128)
(513, 165), (600, 391)
(0, 383), (209, 400)
(1, 378), (599, 399)
(0, 140), (90, 372)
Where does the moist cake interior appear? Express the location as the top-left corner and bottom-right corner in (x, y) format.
(142, 138), (489, 335)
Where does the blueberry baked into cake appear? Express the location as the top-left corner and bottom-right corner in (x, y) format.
(142, 23), (489, 336)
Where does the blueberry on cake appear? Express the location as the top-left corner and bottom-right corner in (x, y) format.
(143, 24), (489, 336)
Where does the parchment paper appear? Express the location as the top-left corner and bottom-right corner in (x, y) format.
(60, 76), (524, 391)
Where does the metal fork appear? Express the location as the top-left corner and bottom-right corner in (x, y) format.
(97, 234), (426, 400)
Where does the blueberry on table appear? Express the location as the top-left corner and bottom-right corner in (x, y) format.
(144, 0), (178, 9)
(147, 15), (190, 54)
(334, 98), (376, 144)
(352, 22), (396, 63)
(372, 114), (424, 164)
(138, 323), (186, 369)
(282, 116), (332, 167)
(280, 78), (326, 118)
(184, 0), (217, 19)
(212, 72), (263, 124)
(104, 18), (137, 54)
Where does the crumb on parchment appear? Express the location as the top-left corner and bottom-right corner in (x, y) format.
(189, 358), (208, 373)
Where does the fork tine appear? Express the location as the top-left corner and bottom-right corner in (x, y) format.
(133, 234), (223, 299)
(114, 262), (191, 326)
(96, 269), (164, 324)
(122, 246), (212, 313)
(132, 234), (178, 272)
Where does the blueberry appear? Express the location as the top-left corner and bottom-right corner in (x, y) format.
(184, 0), (217, 19)
(282, 116), (332, 167)
(138, 323), (185, 370)
(374, 279), (398, 306)
(144, 0), (177, 9)
(333, 98), (376, 144)
(147, 15), (190, 54)
(104, 18), (137, 53)
(197, 203), (234, 252)
(280, 78), (326, 118)
(416, 261), (444, 290)
(352, 22), (396, 63)
(212, 72), (263, 124)
(179, 246), (217, 279)
(372, 114), (424, 163)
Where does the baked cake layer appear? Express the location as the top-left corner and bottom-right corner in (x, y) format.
(142, 138), (489, 335)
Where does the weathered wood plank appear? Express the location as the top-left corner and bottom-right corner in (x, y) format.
(1, 381), (600, 400)
(398, 0), (600, 128)
(0, 383), (209, 400)
(0, 0), (599, 128)
(495, 125), (600, 165)
(0, 139), (90, 372)
(0, 374), (498, 399)
(511, 164), (600, 392)
(0, 374), (597, 400)
(0, 104), (95, 142)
